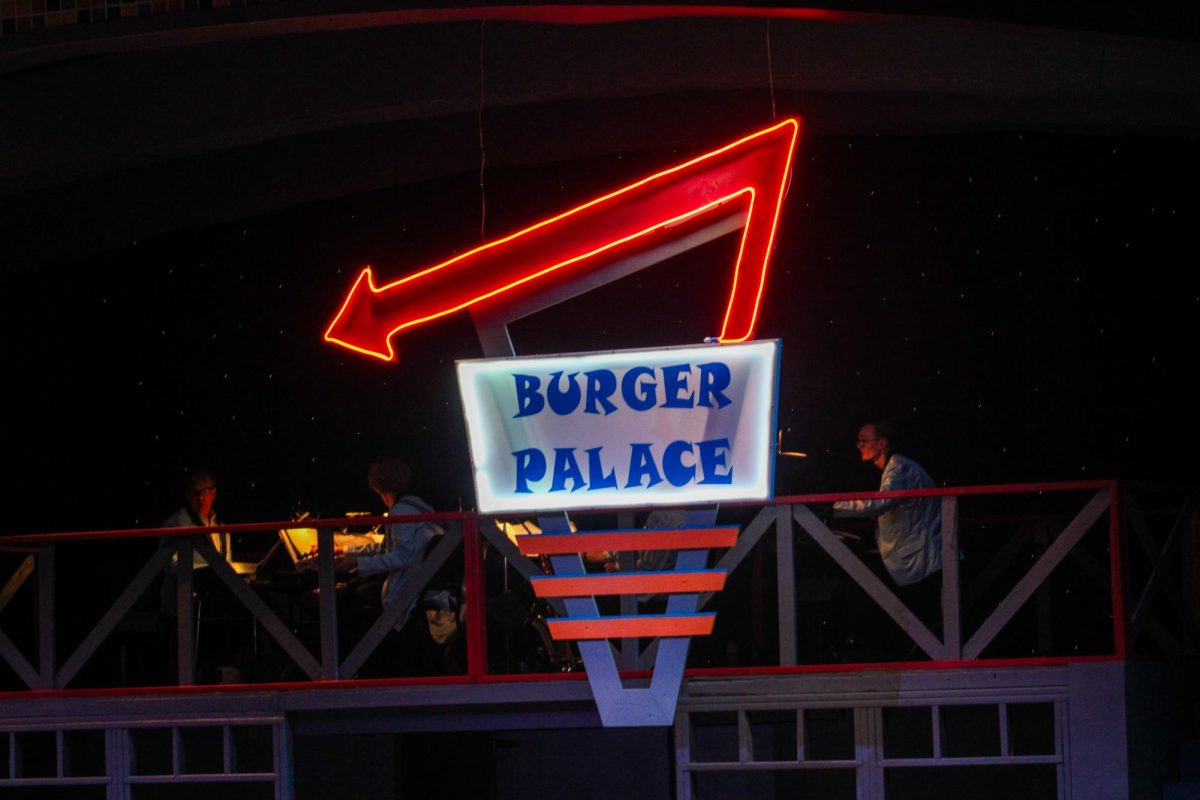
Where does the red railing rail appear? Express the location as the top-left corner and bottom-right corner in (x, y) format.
(0, 479), (1193, 696)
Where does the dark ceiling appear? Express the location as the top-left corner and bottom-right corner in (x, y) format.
(2, 6), (1199, 532)
(3, 4), (1199, 274)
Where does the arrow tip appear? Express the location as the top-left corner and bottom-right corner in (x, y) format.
(324, 267), (398, 362)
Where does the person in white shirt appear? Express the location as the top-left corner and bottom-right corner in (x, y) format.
(833, 422), (942, 587)
(161, 469), (231, 562)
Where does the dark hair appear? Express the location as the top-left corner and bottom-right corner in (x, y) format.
(866, 420), (898, 450)
(183, 468), (215, 495)
(368, 458), (412, 496)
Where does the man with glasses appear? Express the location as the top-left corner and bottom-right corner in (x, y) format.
(834, 422), (942, 588)
(830, 422), (943, 659)
(162, 469), (230, 562)
(158, 468), (240, 681)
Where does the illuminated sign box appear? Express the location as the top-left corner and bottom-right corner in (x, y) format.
(458, 340), (780, 514)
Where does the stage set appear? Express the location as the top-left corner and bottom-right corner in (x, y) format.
(2, 4), (1199, 799)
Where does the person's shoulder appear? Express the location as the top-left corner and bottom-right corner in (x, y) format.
(391, 495), (433, 514)
(891, 454), (934, 485)
(161, 507), (191, 527)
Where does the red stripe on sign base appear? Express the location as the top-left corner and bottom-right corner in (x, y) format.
(546, 614), (716, 640)
(530, 570), (727, 597)
(516, 527), (737, 556)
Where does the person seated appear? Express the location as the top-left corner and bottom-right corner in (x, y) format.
(832, 421), (943, 656)
(335, 458), (439, 630)
(162, 468), (230, 566)
(335, 458), (446, 675)
(832, 422), (941, 588)
(158, 468), (245, 681)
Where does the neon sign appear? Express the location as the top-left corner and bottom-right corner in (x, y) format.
(324, 119), (801, 727)
(457, 340), (780, 513)
(324, 118), (799, 361)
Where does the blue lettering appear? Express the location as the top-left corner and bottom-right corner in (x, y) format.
(547, 371), (582, 415)
(586, 447), (618, 490)
(513, 374), (544, 418)
(697, 438), (733, 484)
(550, 448), (586, 492)
(621, 367), (657, 411)
(515, 440), (733, 494)
(697, 362), (732, 409)
(661, 363), (693, 408)
(513, 448), (546, 493)
(625, 443), (664, 488)
(584, 369), (618, 415)
(662, 440), (696, 487)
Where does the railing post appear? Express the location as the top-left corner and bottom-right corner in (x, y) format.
(1108, 483), (1129, 659)
(176, 537), (194, 686)
(105, 727), (129, 800)
(463, 515), (488, 681)
(776, 504), (797, 666)
(617, 510), (638, 670)
(37, 543), (55, 689)
(1034, 524), (1054, 655)
(317, 526), (339, 679)
(940, 496), (961, 660)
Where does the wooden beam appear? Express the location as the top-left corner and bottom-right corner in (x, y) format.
(56, 544), (175, 688)
(195, 539), (322, 681)
(339, 525), (464, 679)
(963, 491), (1109, 660)
(793, 504), (944, 660)
(0, 555), (35, 615)
(940, 497), (962, 660)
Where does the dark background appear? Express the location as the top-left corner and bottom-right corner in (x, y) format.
(2, 125), (1196, 534)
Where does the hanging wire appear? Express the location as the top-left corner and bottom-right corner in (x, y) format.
(478, 20), (488, 243)
(766, 17), (777, 120)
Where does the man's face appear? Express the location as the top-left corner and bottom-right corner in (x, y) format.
(856, 425), (887, 465)
(187, 476), (217, 517)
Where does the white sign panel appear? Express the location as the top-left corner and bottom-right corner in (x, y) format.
(457, 340), (780, 513)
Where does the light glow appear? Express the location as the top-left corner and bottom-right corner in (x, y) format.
(325, 118), (800, 361)
(457, 340), (780, 514)
(546, 614), (716, 640)
(530, 570), (727, 597)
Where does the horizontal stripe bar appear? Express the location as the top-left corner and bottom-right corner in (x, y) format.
(530, 570), (727, 597)
(516, 526), (737, 555)
(547, 613), (716, 640)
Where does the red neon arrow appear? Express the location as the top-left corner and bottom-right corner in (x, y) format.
(325, 118), (800, 361)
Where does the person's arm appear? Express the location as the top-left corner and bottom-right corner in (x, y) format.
(832, 460), (904, 518)
(355, 503), (426, 576)
(343, 541), (383, 557)
(584, 549), (618, 571)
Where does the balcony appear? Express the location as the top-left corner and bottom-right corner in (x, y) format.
(0, 480), (1194, 798)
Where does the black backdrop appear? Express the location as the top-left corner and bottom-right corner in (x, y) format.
(2, 129), (1197, 534)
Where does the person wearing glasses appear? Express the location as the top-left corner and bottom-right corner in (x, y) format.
(162, 468), (231, 564)
(158, 468), (239, 681)
(833, 422), (942, 588)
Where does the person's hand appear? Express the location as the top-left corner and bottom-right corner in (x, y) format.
(304, 546), (347, 564)
(603, 559), (620, 573)
(333, 554), (358, 574)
